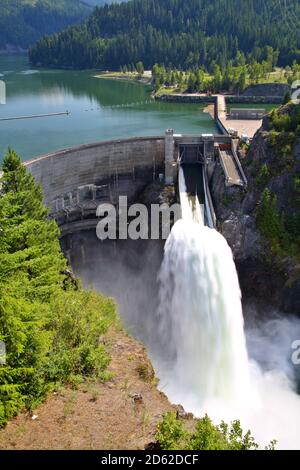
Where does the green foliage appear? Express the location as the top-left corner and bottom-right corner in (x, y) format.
(286, 172), (300, 239)
(267, 106), (300, 169)
(270, 105), (300, 133)
(152, 63), (251, 94)
(46, 290), (117, 383)
(156, 413), (276, 450)
(135, 362), (154, 382)
(293, 173), (300, 193)
(256, 104), (300, 258)
(136, 61), (144, 77)
(0, 0), (91, 49)
(256, 188), (290, 255)
(156, 412), (189, 450)
(29, 0), (300, 71)
(285, 213), (300, 240)
(267, 130), (280, 148)
(0, 149), (118, 426)
(283, 90), (292, 104)
(267, 131), (296, 167)
(255, 163), (271, 187)
(270, 110), (292, 132)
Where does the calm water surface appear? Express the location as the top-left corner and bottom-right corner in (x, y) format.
(0, 56), (217, 161)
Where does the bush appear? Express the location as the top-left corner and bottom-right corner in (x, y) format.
(256, 188), (287, 255)
(270, 104), (300, 133)
(46, 290), (117, 383)
(267, 130), (279, 147)
(156, 412), (189, 450)
(255, 163), (270, 186)
(156, 413), (276, 450)
(136, 362), (155, 382)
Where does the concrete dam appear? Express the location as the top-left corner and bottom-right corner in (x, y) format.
(27, 131), (300, 449)
(23, 129), (248, 366)
(25, 130), (247, 236)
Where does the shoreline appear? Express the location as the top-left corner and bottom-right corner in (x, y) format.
(94, 72), (152, 86)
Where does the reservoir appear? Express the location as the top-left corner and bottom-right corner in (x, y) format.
(0, 55), (217, 161)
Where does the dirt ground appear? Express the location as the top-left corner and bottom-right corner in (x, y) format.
(0, 330), (175, 450)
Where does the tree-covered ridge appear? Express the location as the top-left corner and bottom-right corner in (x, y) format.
(30, 0), (300, 70)
(0, 0), (92, 49)
(0, 149), (118, 426)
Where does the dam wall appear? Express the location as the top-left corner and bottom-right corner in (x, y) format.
(157, 94), (216, 104)
(157, 94), (283, 105)
(225, 96), (283, 104)
(24, 133), (245, 236)
(25, 137), (165, 234)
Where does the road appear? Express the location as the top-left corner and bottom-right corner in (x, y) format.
(219, 149), (243, 186)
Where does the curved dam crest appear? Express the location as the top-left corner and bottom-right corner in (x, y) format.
(25, 136), (165, 235)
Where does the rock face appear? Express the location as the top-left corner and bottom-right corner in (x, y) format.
(211, 104), (300, 316)
(242, 83), (289, 98)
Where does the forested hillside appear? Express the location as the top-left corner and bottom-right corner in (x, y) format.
(29, 0), (300, 70)
(0, 0), (91, 50)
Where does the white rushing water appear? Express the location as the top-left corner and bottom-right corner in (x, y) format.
(155, 168), (251, 413)
(152, 167), (300, 449)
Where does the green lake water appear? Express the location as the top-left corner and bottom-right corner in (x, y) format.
(0, 56), (217, 161)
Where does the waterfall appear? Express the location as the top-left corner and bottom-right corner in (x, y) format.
(154, 167), (251, 417)
(178, 167), (204, 225)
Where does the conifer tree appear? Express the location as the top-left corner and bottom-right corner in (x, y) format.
(0, 149), (117, 426)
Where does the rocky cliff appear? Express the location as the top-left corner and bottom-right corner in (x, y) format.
(211, 103), (300, 316)
(241, 83), (289, 98)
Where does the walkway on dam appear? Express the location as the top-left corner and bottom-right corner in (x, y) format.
(219, 149), (243, 186)
(215, 96), (246, 186)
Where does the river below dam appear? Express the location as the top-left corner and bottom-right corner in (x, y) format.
(0, 55), (217, 161)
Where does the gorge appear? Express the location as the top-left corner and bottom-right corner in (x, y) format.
(21, 118), (300, 449)
(1, 54), (300, 451)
